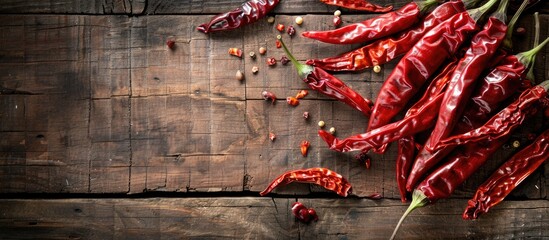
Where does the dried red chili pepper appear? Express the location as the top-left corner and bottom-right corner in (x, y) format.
(295, 90), (308, 99)
(300, 140), (310, 156)
(395, 137), (416, 202)
(463, 128), (549, 220)
(259, 168), (353, 197)
(278, 35), (373, 117)
(303, 0), (438, 45)
(292, 202), (319, 223)
(306, 0), (471, 71)
(319, 0), (393, 12)
(197, 0), (280, 33)
(287, 97), (300, 106)
(368, 0), (498, 151)
(262, 90), (277, 104)
(228, 48), (243, 58)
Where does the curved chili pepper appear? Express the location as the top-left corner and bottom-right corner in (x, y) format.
(463, 128), (549, 220)
(277, 35), (373, 117)
(197, 0), (280, 33)
(302, 0), (437, 45)
(367, 6), (486, 144)
(259, 168), (353, 197)
(306, 0), (468, 71)
(319, 0), (393, 12)
(396, 137), (416, 202)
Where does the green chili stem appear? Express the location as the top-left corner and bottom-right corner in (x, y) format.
(503, 0), (529, 49)
(277, 35), (313, 79)
(390, 190), (430, 240)
(416, 0), (440, 15)
(527, 12), (540, 80)
(540, 80), (549, 92)
(492, 0), (509, 22)
(462, 0), (483, 9)
(467, 0), (499, 23)
(517, 36), (549, 71)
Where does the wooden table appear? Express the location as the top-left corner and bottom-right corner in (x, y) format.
(1, 0), (548, 239)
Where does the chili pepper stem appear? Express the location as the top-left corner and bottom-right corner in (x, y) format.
(492, 0), (509, 21)
(517, 37), (549, 71)
(415, 0), (440, 14)
(527, 12), (540, 80)
(390, 190), (429, 240)
(277, 35), (313, 79)
(503, 0), (529, 49)
(467, 0), (500, 23)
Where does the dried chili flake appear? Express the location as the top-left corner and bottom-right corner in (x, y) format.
(267, 57), (277, 66)
(276, 39), (282, 48)
(276, 23), (285, 32)
(300, 140), (310, 157)
(228, 48), (243, 58)
(280, 56), (290, 65)
(269, 132), (276, 141)
(367, 193), (382, 200)
(261, 90), (276, 104)
(355, 152), (371, 169)
(166, 40), (175, 49)
(287, 97), (299, 106)
(303, 112), (309, 119)
(333, 16), (341, 27)
(295, 90), (308, 99)
(287, 25), (296, 36)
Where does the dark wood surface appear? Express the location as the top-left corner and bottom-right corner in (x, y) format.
(0, 0), (548, 239)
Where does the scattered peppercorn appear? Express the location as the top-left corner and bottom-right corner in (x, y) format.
(166, 39), (175, 49)
(318, 121), (325, 128)
(287, 97), (299, 106)
(252, 66), (259, 74)
(267, 57), (277, 66)
(249, 51), (256, 59)
(334, 10), (341, 16)
(295, 16), (303, 25)
(262, 90), (276, 104)
(303, 112), (309, 119)
(512, 140), (521, 148)
(287, 25), (296, 36)
(269, 132), (276, 141)
(276, 39), (282, 48)
(259, 47), (267, 55)
(333, 16), (341, 27)
(236, 70), (244, 81)
(295, 90), (308, 99)
(267, 16), (275, 24)
(228, 48), (243, 58)
(280, 56), (290, 65)
(276, 23), (285, 32)
(373, 65), (381, 73)
(329, 127), (336, 134)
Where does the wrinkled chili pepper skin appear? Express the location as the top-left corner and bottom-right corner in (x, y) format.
(463, 129), (549, 220)
(259, 168), (352, 197)
(302, 2), (421, 45)
(307, 1), (466, 71)
(396, 137), (416, 202)
(197, 0), (280, 33)
(434, 83), (549, 151)
(367, 12), (478, 136)
(307, 67), (373, 117)
(319, 0), (393, 12)
(318, 60), (458, 152)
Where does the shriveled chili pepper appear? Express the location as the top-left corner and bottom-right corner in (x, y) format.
(306, 0), (473, 71)
(303, 0), (438, 45)
(259, 168), (353, 197)
(278, 35), (373, 117)
(228, 48), (243, 58)
(368, 0), (497, 144)
(318, 59), (459, 153)
(292, 202), (319, 223)
(300, 140), (310, 156)
(295, 90), (308, 99)
(395, 137), (416, 202)
(197, 0), (280, 33)
(262, 90), (277, 104)
(319, 0), (393, 12)
(463, 128), (549, 220)
(287, 97), (300, 106)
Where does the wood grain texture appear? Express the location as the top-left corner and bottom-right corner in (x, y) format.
(0, 198), (547, 239)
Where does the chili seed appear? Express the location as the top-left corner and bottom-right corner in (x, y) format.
(287, 25), (296, 36)
(512, 140), (521, 148)
(287, 97), (299, 106)
(166, 40), (175, 49)
(318, 121), (325, 128)
(334, 10), (341, 16)
(515, 27), (527, 36)
(333, 16), (341, 27)
(295, 16), (303, 25)
(259, 47), (267, 55)
(249, 51), (256, 59)
(373, 65), (381, 73)
(303, 112), (309, 119)
(276, 23), (285, 32)
(267, 57), (277, 66)
(236, 70), (244, 81)
(276, 39), (282, 48)
(280, 56), (290, 65)
(329, 127), (336, 134)
(267, 16), (275, 24)
(252, 66), (259, 74)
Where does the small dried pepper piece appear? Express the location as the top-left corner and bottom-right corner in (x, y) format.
(261, 90), (277, 104)
(295, 90), (308, 99)
(267, 57), (277, 66)
(276, 39), (282, 48)
(287, 25), (296, 36)
(306, 0), (467, 71)
(269, 132), (276, 141)
(259, 168), (353, 197)
(166, 39), (175, 49)
(319, 0), (393, 12)
(303, 112), (309, 119)
(287, 97), (300, 106)
(300, 140), (310, 156)
(463, 128), (549, 220)
(276, 23), (285, 32)
(303, 1), (431, 45)
(228, 48), (243, 58)
(292, 202), (319, 223)
(197, 0), (280, 33)
(280, 56), (290, 65)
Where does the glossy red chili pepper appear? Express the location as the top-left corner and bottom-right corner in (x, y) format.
(318, 60), (459, 153)
(259, 168), (353, 197)
(368, 7), (485, 143)
(292, 202), (319, 223)
(303, 1), (436, 45)
(197, 0), (280, 33)
(306, 0), (469, 71)
(319, 0), (393, 12)
(287, 25), (296, 36)
(463, 128), (549, 220)
(396, 137), (416, 202)
(278, 35), (373, 117)
(300, 140), (310, 156)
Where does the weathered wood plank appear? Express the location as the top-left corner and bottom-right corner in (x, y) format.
(0, 198), (547, 239)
